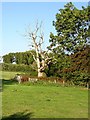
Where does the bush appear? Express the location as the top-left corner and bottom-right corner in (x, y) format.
(1, 63), (37, 76)
(63, 71), (90, 86)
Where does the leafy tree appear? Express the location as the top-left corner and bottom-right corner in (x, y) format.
(48, 2), (89, 54)
(3, 53), (14, 63)
(70, 45), (90, 72)
(47, 2), (90, 87)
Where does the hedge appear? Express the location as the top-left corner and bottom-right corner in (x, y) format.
(0, 63), (37, 76)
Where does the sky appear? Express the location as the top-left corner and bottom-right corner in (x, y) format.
(1, 1), (88, 56)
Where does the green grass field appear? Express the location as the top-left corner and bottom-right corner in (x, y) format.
(1, 71), (88, 119)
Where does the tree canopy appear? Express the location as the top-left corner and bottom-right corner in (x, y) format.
(48, 2), (89, 54)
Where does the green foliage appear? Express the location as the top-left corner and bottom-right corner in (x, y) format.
(47, 46), (90, 86)
(70, 45), (90, 72)
(3, 54), (13, 63)
(1, 63), (37, 76)
(47, 2), (90, 86)
(46, 53), (71, 77)
(3, 50), (35, 65)
(48, 2), (89, 54)
(68, 71), (90, 86)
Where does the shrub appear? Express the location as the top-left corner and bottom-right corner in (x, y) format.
(1, 63), (37, 76)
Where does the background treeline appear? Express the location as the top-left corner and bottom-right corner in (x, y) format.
(1, 50), (37, 76)
(3, 50), (35, 65)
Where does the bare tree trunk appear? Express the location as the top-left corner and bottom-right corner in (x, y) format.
(87, 82), (89, 89)
(38, 70), (46, 78)
(37, 56), (46, 77)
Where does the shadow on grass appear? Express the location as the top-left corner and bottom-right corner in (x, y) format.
(1, 111), (33, 120)
(2, 79), (18, 85)
(1, 79), (18, 91)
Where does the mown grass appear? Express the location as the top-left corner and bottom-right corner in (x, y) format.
(1, 71), (88, 119)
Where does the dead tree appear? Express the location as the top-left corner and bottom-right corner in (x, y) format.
(25, 22), (52, 77)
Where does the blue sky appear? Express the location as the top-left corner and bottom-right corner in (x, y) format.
(1, 2), (88, 56)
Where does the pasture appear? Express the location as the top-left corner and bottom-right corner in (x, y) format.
(1, 71), (88, 119)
